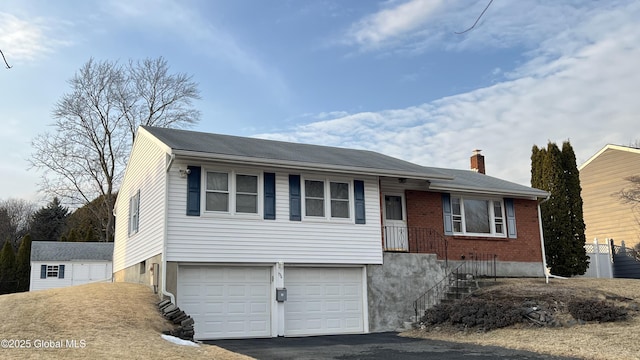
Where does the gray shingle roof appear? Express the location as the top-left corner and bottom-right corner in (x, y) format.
(141, 126), (453, 180)
(141, 126), (548, 199)
(428, 168), (549, 198)
(30, 241), (113, 262)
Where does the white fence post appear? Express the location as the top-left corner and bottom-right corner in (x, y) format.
(594, 238), (600, 278)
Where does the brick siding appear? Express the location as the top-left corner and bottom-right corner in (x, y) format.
(405, 190), (543, 262)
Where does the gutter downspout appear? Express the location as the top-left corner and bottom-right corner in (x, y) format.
(537, 196), (568, 284)
(162, 153), (176, 304)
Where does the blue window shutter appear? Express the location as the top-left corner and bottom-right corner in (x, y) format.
(186, 166), (201, 216)
(354, 180), (366, 224)
(442, 193), (453, 236)
(289, 175), (301, 221)
(505, 198), (517, 238)
(59, 265), (65, 279)
(40, 265), (46, 279)
(264, 173), (276, 220)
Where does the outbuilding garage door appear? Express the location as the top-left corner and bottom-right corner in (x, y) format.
(284, 267), (364, 336)
(177, 266), (271, 340)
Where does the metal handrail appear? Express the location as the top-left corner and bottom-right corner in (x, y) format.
(413, 262), (465, 321)
(413, 253), (497, 321)
(382, 225), (448, 262)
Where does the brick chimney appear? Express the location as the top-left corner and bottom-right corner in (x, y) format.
(471, 149), (485, 174)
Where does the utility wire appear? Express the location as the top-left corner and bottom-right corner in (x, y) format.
(455, 0), (494, 34)
(0, 49), (12, 69)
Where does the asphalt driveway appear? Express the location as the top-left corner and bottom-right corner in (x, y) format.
(205, 332), (580, 360)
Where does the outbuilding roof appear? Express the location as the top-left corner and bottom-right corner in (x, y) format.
(30, 241), (114, 262)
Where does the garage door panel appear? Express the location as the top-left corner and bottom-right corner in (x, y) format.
(284, 267), (364, 337)
(228, 285), (248, 297)
(251, 302), (269, 313)
(344, 300), (360, 311)
(178, 266), (271, 340)
(204, 284), (224, 296)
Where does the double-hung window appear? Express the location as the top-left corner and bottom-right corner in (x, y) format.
(330, 182), (349, 218)
(206, 172), (229, 212)
(305, 180), (325, 217)
(303, 178), (350, 219)
(205, 170), (259, 215)
(451, 196), (506, 236)
(128, 190), (140, 236)
(236, 174), (258, 213)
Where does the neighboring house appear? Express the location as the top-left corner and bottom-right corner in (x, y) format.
(113, 126), (549, 340)
(29, 241), (114, 291)
(579, 144), (640, 249)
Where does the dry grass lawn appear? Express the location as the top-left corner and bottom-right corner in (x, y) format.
(404, 278), (640, 360)
(0, 282), (253, 360)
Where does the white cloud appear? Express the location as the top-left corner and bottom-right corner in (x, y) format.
(262, 1), (640, 187)
(347, 0), (444, 49)
(343, 1), (612, 55)
(0, 12), (71, 63)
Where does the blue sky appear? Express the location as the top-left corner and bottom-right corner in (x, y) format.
(1, 0), (640, 202)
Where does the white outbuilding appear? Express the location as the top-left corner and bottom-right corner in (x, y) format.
(29, 241), (113, 291)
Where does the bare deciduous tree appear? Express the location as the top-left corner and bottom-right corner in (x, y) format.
(0, 198), (36, 248)
(30, 57), (201, 241)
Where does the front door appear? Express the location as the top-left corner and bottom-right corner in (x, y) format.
(383, 193), (408, 251)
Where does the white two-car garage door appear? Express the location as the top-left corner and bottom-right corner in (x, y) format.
(177, 266), (271, 340)
(284, 267), (364, 336)
(177, 266), (365, 339)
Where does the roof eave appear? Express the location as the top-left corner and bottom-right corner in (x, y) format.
(428, 184), (549, 200)
(171, 149), (454, 181)
(579, 144), (640, 170)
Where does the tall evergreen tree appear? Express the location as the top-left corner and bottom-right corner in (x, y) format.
(531, 141), (589, 276)
(561, 142), (589, 274)
(0, 240), (16, 294)
(29, 198), (70, 241)
(15, 234), (32, 292)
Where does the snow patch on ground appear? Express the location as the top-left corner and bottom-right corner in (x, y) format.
(161, 334), (199, 347)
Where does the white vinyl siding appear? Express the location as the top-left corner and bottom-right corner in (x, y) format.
(113, 131), (167, 272)
(580, 147), (640, 248)
(167, 163), (382, 264)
